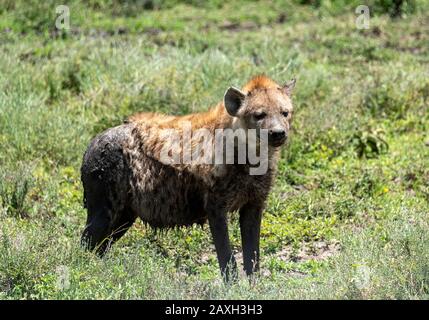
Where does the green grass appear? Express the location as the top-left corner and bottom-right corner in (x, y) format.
(0, 0), (428, 299)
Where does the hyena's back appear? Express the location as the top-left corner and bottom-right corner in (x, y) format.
(81, 124), (207, 251)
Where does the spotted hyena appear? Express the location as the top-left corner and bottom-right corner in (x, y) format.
(81, 75), (296, 280)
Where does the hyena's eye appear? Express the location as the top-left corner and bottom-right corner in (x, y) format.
(253, 112), (266, 121)
(282, 111), (289, 117)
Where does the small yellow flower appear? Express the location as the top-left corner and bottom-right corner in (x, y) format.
(383, 187), (389, 193)
(335, 159), (344, 166)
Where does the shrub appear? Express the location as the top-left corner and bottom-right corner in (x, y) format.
(0, 165), (33, 219)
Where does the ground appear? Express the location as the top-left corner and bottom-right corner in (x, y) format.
(0, 0), (428, 299)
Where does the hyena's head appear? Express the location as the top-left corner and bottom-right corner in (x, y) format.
(223, 75), (296, 148)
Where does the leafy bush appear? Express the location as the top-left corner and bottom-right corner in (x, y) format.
(352, 127), (389, 159)
(0, 165), (33, 218)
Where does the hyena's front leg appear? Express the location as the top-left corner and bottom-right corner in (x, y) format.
(208, 211), (237, 282)
(239, 203), (263, 277)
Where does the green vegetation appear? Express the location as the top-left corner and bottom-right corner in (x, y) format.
(0, 0), (428, 299)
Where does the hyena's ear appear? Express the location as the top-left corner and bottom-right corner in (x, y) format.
(282, 78), (296, 96)
(224, 87), (245, 116)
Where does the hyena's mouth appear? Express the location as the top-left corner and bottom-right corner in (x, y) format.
(268, 131), (287, 147)
(255, 130), (287, 147)
(268, 137), (287, 147)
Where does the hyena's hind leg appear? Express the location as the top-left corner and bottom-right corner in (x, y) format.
(80, 175), (136, 256)
(109, 206), (137, 246)
(81, 204), (113, 256)
(81, 203), (137, 256)
(80, 124), (136, 255)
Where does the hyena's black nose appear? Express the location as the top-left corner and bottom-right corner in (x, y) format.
(269, 129), (286, 141)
